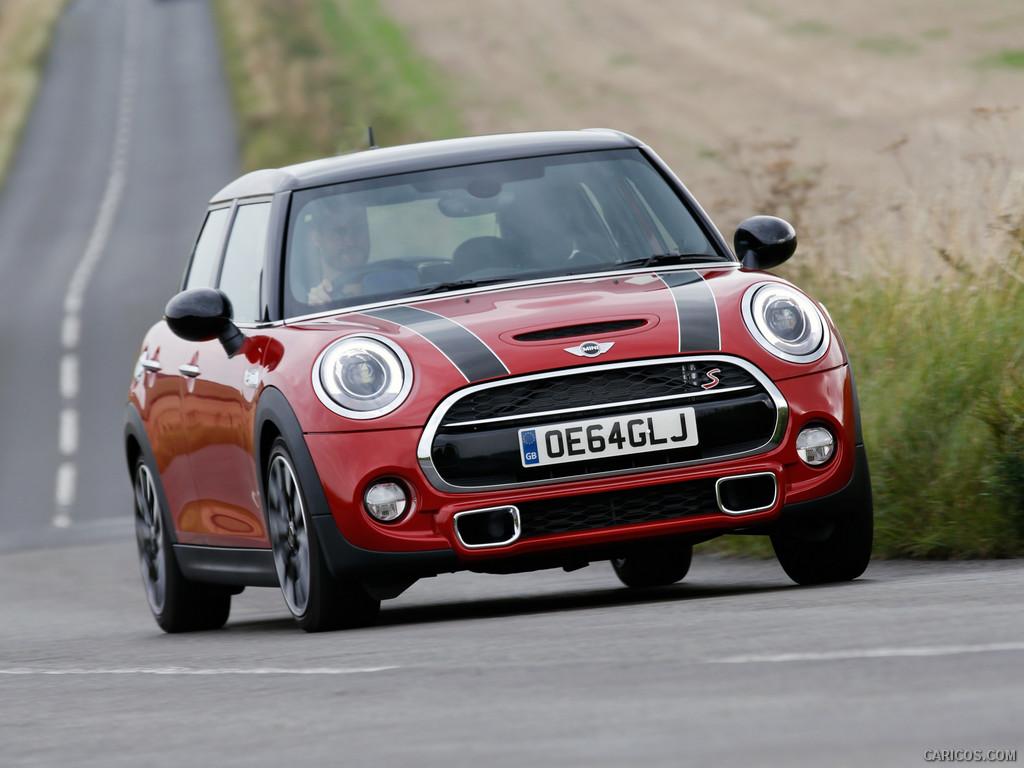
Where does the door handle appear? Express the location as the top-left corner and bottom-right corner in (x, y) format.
(178, 364), (200, 378)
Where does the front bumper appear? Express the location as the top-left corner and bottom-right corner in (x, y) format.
(306, 361), (864, 579)
(313, 443), (871, 579)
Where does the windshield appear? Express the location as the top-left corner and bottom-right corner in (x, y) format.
(284, 148), (725, 316)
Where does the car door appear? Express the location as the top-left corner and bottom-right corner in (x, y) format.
(179, 200), (273, 547)
(135, 206), (232, 537)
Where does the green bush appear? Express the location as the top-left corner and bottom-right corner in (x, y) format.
(977, 361), (1024, 535)
(819, 256), (1024, 558)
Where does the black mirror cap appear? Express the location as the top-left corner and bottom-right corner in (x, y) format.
(165, 287), (245, 357)
(734, 215), (797, 271)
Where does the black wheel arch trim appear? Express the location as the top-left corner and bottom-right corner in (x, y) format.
(124, 404), (178, 545)
(775, 442), (873, 533)
(253, 387), (329, 517)
(254, 387), (459, 581)
(831, 327), (865, 446)
(311, 516), (460, 581)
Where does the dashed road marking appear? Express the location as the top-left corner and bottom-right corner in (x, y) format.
(712, 641), (1024, 664)
(54, 1), (140, 528)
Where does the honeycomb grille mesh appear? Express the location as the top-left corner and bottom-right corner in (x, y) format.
(441, 361), (756, 425)
(516, 478), (719, 538)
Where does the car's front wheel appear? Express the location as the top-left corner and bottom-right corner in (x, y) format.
(612, 540), (693, 588)
(265, 438), (380, 632)
(133, 456), (231, 632)
(771, 502), (873, 585)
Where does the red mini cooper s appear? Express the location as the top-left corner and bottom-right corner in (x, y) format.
(125, 130), (872, 632)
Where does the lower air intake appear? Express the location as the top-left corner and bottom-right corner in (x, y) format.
(715, 473), (778, 515)
(454, 506), (522, 549)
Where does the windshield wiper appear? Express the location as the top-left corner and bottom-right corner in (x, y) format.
(611, 253), (722, 270)
(410, 276), (514, 296)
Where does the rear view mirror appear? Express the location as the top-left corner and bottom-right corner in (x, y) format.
(165, 287), (245, 357)
(734, 216), (797, 271)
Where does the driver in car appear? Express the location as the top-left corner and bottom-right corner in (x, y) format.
(307, 203), (371, 305)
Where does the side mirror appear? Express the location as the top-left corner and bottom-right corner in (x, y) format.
(165, 287), (245, 357)
(734, 215), (797, 271)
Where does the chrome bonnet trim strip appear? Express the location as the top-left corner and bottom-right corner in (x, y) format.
(440, 385), (756, 428)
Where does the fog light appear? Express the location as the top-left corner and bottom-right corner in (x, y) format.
(796, 426), (835, 466)
(364, 481), (409, 523)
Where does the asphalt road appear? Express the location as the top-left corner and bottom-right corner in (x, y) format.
(0, 0), (237, 551)
(0, 3), (1022, 767)
(2, 543), (1023, 767)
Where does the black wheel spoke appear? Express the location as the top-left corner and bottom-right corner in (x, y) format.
(267, 450), (312, 618)
(133, 462), (168, 614)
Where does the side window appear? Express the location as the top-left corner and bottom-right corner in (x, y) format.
(183, 207), (230, 289)
(219, 202), (271, 323)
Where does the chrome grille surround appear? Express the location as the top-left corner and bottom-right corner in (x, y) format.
(417, 355), (789, 494)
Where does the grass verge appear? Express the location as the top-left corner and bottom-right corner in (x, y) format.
(212, 0), (462, 171)
(826, 253), (1024, 557)
(0, 0), (68, 190)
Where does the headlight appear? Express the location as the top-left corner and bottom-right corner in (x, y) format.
(742, 283), (828, 362)
(313, 335), (413, 418)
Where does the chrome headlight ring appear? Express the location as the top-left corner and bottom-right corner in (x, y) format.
(312, 334), (413, 419)
(742, 282), (829, 363)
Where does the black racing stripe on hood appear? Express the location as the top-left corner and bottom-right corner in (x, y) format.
(659, 271), (721, 352)
(363, 305), (509, 382)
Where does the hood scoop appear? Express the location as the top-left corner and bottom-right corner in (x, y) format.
(512, 319), (647, 342)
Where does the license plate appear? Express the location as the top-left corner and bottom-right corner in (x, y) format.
(519, 407), (698, 467)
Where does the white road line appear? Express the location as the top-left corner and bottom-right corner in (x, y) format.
(0, 666), (399, 677)
(58, 409), (78, 455)
(59, 354), (79, 399)
(60, 314), (80, 348)
(712, 641), (1024, 665)
(54, 1), (140, 527)
(54, 464), (76, 519)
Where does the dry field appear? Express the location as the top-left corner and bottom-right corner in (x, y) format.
(381, 0), (1024, 275)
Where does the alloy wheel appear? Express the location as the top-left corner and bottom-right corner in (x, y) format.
(267, 452), (311, 617)
(134, 461), (166, 614)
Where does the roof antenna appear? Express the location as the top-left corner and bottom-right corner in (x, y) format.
(367, 126), (378, 149)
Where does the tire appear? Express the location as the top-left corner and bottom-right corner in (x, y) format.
(612, 540), (693, 588)
(771, 502), (873, 585)
(132, 457), (231, 632)
(265, 438), (380, 632)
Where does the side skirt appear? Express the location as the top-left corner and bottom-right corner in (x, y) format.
(175, 544), (279, 588)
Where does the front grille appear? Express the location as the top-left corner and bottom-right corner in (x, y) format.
(419, 355), (786, 492)
(517, 478), (719, 538)
(441, 359), (755, 425)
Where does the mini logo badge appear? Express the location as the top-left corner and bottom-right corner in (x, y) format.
(565, 341), (614, 358)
